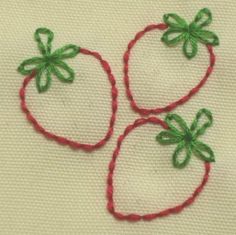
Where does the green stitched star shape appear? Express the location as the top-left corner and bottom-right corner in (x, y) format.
(161, 8), (219, 59)
(156, 109), (215, 169)
(18, 28), (80, 92)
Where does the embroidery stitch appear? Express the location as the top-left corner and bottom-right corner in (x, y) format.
(124, 17), (216, 115)
(18, 28), (80, 92)
(19, 45), (118, 151)
(156, 108), (215, 168)
(111, 9), (218, 221)
(107, 117), (211, 221)
(162, 8), (219, 59)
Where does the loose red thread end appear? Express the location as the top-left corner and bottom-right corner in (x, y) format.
(19, 49), (118, 151)
(106, 117), (211, 222)
(124, 23), (216, 115)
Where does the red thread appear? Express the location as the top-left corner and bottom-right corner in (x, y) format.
(124, 23), (216, 115)
(107, 117), (211, 221)
(19, 48), (118, 151)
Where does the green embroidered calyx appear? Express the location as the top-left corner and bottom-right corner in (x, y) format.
(161, 8), (219, 59)
(18, 28), (80, 92)
(156, 109), (215, 169)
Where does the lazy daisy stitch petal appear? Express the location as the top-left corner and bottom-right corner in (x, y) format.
(124, 8), (219, 115)
(156, 108), (215, 168)
(18, 28), (118, 151)
(18, 28), (80, 92)
(162, 8), (219, 59)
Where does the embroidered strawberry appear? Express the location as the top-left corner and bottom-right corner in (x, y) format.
(123, 8), (219, 115)
(107, 109), (214, 221)
(18, 28), (118, 151)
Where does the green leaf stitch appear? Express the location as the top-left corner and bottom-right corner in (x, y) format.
(161, 8), (219, 59)
(156, 108), (215, 169)
(18, 28), (80, 92)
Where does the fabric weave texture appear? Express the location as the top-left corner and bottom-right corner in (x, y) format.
(0, 1), (236, 234)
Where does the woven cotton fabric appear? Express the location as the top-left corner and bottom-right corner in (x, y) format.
(0, 0), (236, 234)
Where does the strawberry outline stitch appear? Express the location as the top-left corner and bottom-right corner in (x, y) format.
(124, 9), (218, 115)
(18, 28), (118, 151)
(107, 116), (211, 221)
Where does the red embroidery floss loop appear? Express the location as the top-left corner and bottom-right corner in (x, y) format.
(107, 117), (211, 221)
(19, 48), (118, 151)
(124, 23), (216, 115)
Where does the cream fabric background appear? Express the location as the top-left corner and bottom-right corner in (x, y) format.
(0, 0), (236, 234)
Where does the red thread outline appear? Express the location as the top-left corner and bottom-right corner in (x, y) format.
(107, 117), (211, 221)
(19, 48), (118, 152)
(124, 23), (216, 115)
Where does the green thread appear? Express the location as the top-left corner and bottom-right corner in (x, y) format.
(18, 28), (80, 92)
(161, 8), (219, 59)
(156, 108), (215, 169)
